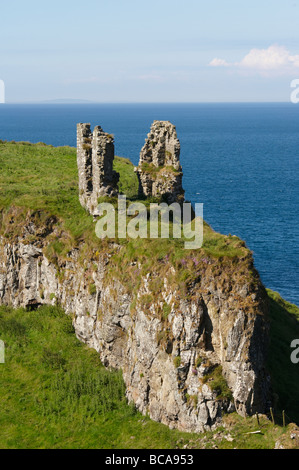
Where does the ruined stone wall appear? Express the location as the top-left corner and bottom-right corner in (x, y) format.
(77, 123), (119, 215)
(136, 121), (185, 204)
(77, 123), (93, 209)
(77, 121), (186, 209)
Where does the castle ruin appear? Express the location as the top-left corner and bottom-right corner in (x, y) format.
(135, 121), (185, 205)
(77, 123), (119, 215)
(77, 120), (185, 214)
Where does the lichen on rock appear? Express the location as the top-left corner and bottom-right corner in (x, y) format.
(77, 123), (119, 215)
(135, 121), (185, 205)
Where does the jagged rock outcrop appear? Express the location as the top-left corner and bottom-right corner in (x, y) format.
(0, 210), (271, 433)
(136, 121), (185, 204)
(77, 124), (119, 214)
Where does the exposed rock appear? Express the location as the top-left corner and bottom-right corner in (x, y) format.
(274, 425), (299, 449)
(0, 211), (272, 433)
(77, 123), (119, 214)
(135, 121), (185, 204)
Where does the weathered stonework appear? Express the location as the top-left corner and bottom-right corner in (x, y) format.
(77, 123), (119, 214)
(136, 121), (185, 204)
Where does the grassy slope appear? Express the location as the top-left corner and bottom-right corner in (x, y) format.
(0, 305), (192, 449)
(0, 141), (298, 448)
(0, 141), (95, 242)
(0, 141), (248, 259)
(0, 304), (298, 450)
(266, 290), (299, 425)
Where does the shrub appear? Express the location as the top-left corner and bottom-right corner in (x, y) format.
(88, 283), (97, 296)
(196, 356), (203, 368)
(202, 365), (233, 401)
(82, 144), (91, 151)
(162, 302), (171, 320)
(174, 356), (181, 368)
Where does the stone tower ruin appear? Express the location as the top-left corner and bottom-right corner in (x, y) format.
(77, 123), (119, 215)
(135, 120), (185, 205)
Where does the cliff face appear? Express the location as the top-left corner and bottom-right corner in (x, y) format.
(0, 210), (271, 433)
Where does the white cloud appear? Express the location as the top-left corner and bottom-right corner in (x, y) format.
(209, 58), (230, 67)
(240, 45), (299, 70)
(209, 45), (299, 74)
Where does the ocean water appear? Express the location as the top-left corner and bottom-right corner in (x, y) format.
(0, 103), (298, 306)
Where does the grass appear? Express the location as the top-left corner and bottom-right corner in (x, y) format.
(139, 162), (181, 177)
(0, 141), (298, 448)
(0, 304), (298, 449)
(202, 365), (233, 401)
(114, 156), (139, 198)
(0, 140), (95, 244)
(266, 289), (299, 425)
(0, 305), (197, 449)
(0, 141), (249, 261)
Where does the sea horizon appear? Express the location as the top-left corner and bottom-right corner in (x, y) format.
(1, 100), (295, 105)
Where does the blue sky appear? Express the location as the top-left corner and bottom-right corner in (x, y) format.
(1, 0), (299, 102)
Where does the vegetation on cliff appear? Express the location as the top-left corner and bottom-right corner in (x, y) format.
(0, 140), (248, 260)
(267, 289), (299, 424)
(0, 300), (298, 449)
(0, 141), (298, 448)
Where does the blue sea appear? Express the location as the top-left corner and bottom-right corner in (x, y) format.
(0, 103), (298, 306)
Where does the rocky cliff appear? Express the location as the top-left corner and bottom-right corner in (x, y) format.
(0, 208), (271, 433)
